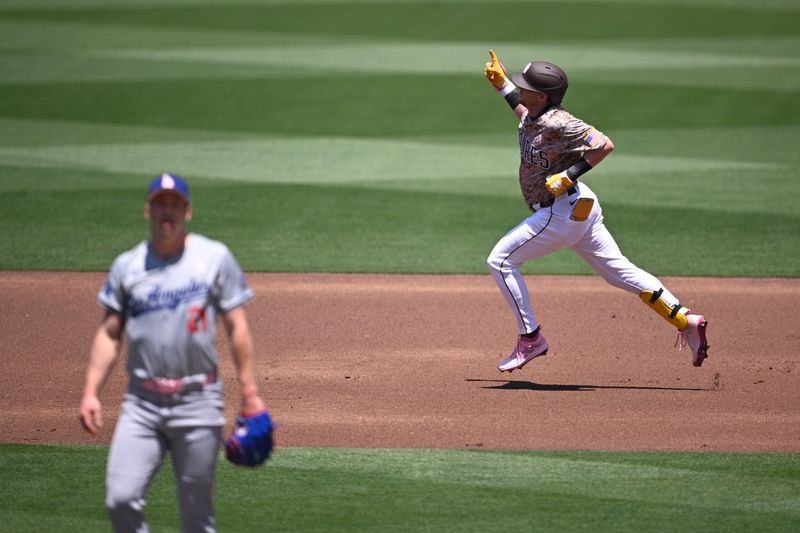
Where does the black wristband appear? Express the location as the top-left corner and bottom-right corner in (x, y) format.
(504, 88), (521, 110)
(565, 159), (593, 181)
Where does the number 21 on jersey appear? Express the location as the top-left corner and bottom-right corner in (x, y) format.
(188, 306), (207, 333)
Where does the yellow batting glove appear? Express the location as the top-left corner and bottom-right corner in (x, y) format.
(545, 172), (574, 196)
(484, 49), (510, 91)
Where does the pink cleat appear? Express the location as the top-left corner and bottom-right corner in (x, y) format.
(497, 331), (549, 373)
(675, 314), (709, 367)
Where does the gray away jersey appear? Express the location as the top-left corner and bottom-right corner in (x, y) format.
(98, 233), (254, 381)
(518, 106), (607, 206)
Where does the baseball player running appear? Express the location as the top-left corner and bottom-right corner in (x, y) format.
(483, 50), (710, 372)
(79, 174), (268, 532)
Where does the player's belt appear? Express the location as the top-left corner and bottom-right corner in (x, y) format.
(529, 185), (578, 212)
(137, 370), (218, 395)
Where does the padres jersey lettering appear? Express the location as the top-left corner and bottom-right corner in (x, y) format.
(518, 107), (607, 206)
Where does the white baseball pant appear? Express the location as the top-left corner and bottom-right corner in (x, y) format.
(487, 182), (681, 334)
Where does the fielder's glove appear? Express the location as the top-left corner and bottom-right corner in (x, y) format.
(545, 172), (574, 197)
(485, 49), (510, 91)
(225, 410), (275, 467)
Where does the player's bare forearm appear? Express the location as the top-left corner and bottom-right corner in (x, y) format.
(83, 311), (123, 395)
(80, 310), (123, 433)
(223, 307), (265, 415)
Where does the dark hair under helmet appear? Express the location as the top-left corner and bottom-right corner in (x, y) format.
(510, 61), (569, 105)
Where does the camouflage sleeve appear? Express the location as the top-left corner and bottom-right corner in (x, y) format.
(534, 111), (607, 176)
(562, 116), (606, 155)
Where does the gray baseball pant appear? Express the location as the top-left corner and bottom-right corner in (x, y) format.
(105, 395), (223, 533)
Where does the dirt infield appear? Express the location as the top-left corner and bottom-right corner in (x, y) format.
(1, 272), (798, 452)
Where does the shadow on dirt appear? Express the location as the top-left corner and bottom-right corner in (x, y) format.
(466, 379), (707, 392)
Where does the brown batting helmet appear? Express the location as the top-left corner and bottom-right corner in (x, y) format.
(511, 61), (569, 105)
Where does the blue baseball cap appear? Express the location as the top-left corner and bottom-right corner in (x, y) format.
(146, 173), (190, 204)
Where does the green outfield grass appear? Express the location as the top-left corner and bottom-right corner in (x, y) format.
(1, 444), (799, 533)
(0, 0), (799, 275)
(1, 1), (799, 531)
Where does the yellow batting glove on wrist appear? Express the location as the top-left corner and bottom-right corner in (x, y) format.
(484, 49), (510, 91)
(545, 172), (574, 196)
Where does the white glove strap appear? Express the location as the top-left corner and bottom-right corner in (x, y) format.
(499, 81), (517, 96)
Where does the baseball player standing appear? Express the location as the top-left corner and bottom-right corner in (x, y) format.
(483, 50), (710, 372)
(79, 174), (268, 532)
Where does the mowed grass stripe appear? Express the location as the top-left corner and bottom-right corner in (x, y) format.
(0, 158), (793, 220)
(2, 1), (798, 41)
(0, 116), (795, 219)
(3, 51), (797, 89)
(1, 118), (796, 165)
(0, 137), (514, 183)
(1, 16), (797, 89)
(0, 17), (345, 50)
(1, 181), (797, 275)
(0, 52), (307, 84)
(2, 16), (797, 61)
(99, 43), (800, 73)
(2, 0), (800, 10)
(0, 77), (796, 137)
(2, 117), (797, 167)
(0, 137), (770, 186)
(2, 0), (800, 11)
(1, 444), (798, 532)
(0, 117), (261, 148)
